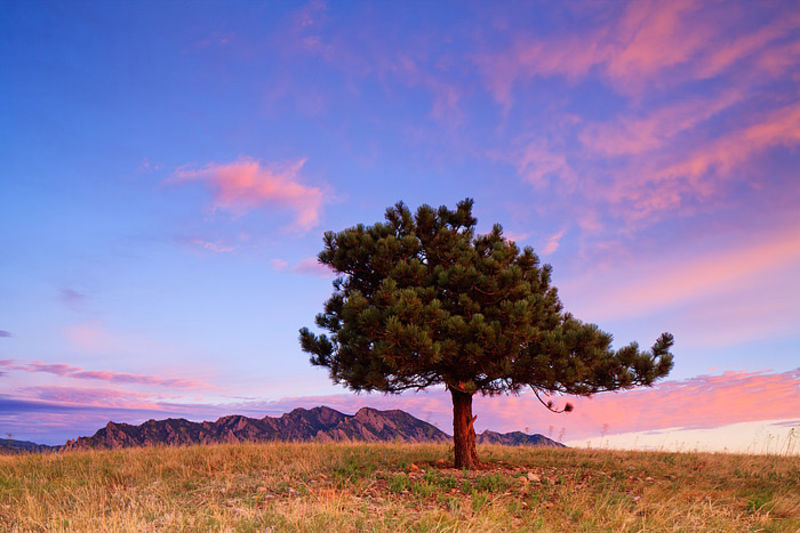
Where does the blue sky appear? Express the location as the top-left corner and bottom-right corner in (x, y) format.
(1, 0), (799, 446)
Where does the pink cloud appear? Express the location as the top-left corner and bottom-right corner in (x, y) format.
(261, 367), (800, 441)
(138, 157), (161, 173)
(693, 13), (800, 79)
(289, 0), (327, 35)
(659, 101), (800, 180)
(504, 81), (799, 231)
(578, 89), (745, 157)
(0, 359), (221, 391)
(22, 386), (165, 410)
(6, 368), (800, 445)
(516, 141), (577, 189)
(606, 101), (800, 220)
(476, 1), (703, 104)
(63, 323), (117, 352)
(388, 55), (464, 125)
(675, 293), (800, 348)
(555, 368), (800, 438)
(477, 2), (795, 104)
(752, 37), (800, 77)
(286, 4), (464, 125)
(541, 229), (565, 255)
(479, 5), (799, 231)
(268, 257), (334, 277)
(171, 157), (324, 231)
(566, 223), (800, 321)
(292, 257), (335, 278)
(269, 258), (289, 270)
(187, 238), (236, 253)
(502, 230), (529, 244)
(602, 0), (712, 88)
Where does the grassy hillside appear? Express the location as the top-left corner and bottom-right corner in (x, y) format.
(1, 442), (798, 532)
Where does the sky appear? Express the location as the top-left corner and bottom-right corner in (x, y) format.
(1, 0), (798, 449)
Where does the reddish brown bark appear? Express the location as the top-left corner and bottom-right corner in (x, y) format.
(450, 387), (480, 469)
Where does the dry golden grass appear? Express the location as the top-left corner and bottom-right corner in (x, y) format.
(1, 441), (798, 532)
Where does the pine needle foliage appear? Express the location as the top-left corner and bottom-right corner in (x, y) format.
(300, 199), (673, 467)
(300, 198), (673, 397)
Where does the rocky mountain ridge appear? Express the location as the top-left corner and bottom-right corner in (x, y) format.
(62, 406), (565, 450)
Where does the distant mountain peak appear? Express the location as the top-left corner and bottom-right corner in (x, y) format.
(477, 430), (564, 447)
(0, 438), (59, 454)
(51, 406), (565, 451)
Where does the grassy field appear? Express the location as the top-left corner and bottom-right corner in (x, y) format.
(1, 442), (798, 532)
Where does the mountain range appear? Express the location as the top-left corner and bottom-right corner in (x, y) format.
(3, 406), (564, 452)
(0, 438), (59, 454)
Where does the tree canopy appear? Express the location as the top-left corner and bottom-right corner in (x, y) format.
(300, 199), (674, 467)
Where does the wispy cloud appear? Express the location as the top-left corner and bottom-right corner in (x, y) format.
(269, 257), (334, 278)
(609, 101), (800, 221)
(260, 367), (800, 441)
(480, 2), (800, 231)
(692, 12), (800, 79)
(22, 386), (165, 410)
(477, 2), (799, 104)
(292, 257), (334, 278)
(0, 394), (190, 445)
(554, 368), (800, 439)
(170, 157), (324, 232)
(673, 292), (800, 348)
(63, 323), (118, 352)
(578, 89), (745, 157)
(541, 229), (566, 255)
(3, 367), (799, 446)
(476, 1), (709, 107)
(516, 141), (577, 190)
(285, 1), (465, 125)
(269, 258), (289, 271)
(186, 238), (236, 254)
(0, 359), (220, 391)
(0, 330), (10, 338)
(567, 223), (800, 321)
(59, 288), (85, 308)
(502, 230), (529, 244)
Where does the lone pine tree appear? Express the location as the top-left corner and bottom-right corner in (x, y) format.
(300, 199), (674, 468)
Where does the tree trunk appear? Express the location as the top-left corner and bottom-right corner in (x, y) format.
(450, 387), (480, 469)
